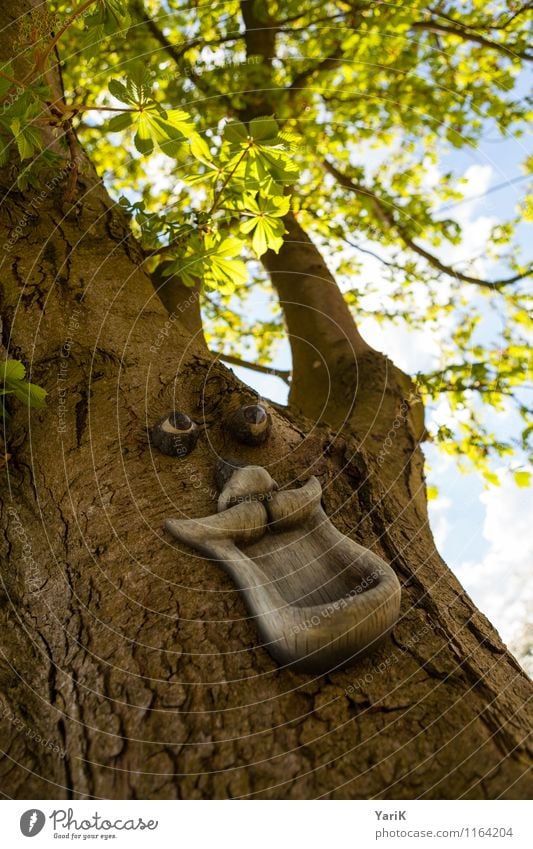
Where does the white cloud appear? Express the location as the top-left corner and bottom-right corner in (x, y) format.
(455, 471), (533, 650)
(427, 395), (472, 431)
(357, 315), (442, 374)
(457, 164), (493, 207)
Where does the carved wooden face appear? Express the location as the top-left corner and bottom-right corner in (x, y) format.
(157, 393), (401, 674)
(165, 462), (401, 674)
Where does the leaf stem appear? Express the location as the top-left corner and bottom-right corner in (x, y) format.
(0, 67), (24, 88)
(209, 144), (251, 214)
(75, 105), (139, 113)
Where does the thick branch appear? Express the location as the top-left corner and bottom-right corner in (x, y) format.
(288, 52), (344, 94)
(133, 1), (235, 108)
(411, 20), (533, 61)
(239, 0), (276, 60)
(237, 1), (277, 120)
(261, 211), (375, 421)
(323, 159), (532, 290)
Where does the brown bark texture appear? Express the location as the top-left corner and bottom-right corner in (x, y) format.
(0, 0), (532, 801)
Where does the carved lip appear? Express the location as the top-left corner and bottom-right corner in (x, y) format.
(166, 466), (401, 674)
(216, 462), (279, 513)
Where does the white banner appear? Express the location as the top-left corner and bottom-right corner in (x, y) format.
(1, 800), (531, 848)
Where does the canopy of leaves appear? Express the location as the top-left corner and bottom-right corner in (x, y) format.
(1, 0), (531, 483)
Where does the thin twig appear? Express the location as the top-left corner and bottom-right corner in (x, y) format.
(323, 159), (532, 290)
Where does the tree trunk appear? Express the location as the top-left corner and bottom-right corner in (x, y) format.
(0, 1), (532, 801)
(262, 212), (370, 422)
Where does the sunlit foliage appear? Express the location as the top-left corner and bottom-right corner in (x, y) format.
(1, 0), (531, 481)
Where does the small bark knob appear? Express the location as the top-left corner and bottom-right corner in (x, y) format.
(149, 411), (199, 458)
(228, 403), (272, 446)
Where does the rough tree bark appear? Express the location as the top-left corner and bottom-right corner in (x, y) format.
(0, 1), (532, 800)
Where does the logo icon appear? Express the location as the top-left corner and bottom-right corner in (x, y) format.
(20, 810), (45, 837)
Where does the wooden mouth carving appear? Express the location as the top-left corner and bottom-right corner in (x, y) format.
(165, 463), (401, 673)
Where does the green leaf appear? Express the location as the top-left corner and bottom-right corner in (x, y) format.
(513, 470), (531, 488)
(239, 194), (289, 255)
(189, 132), (212, 162)
(1, 358), (46, 412)
(209, 255), (247, 292)
(170, 234), (248, 293)
(129, 109), (194, 157)
(1, 359), (25, 381)
(11, 381), (47, 408)
(224, 121), (248, 144)
(10, 119), (42, 160)
(108, 79), (131, 104)
(107, 112), (134, 132)
(249, 116), (279, 142)
(241, 215), (285, 255)
(134, 114), (154, 154)
(89, 0), (131, 36)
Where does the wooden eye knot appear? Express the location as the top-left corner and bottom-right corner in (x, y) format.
(167, 412), (194, 431)
(149, 411), (199, 457)
(228, 403), (272, 446)
(243, 405), (267, 424)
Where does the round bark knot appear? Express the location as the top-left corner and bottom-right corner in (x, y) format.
(149, 411), (199, 458)
(228, 403), (272, 445)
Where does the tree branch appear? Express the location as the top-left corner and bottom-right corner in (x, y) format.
(240, 0), (276, 59)
(323, 159), (532, 290)
(132, 1), (196, 64)
(411, 20), (532, 61)
(342, 238), (400, 269)
(132, 1), (236, 108)
(288, 52), (344, 93)
(422, 3), (533, 33)
(213, 352), (291, 384)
